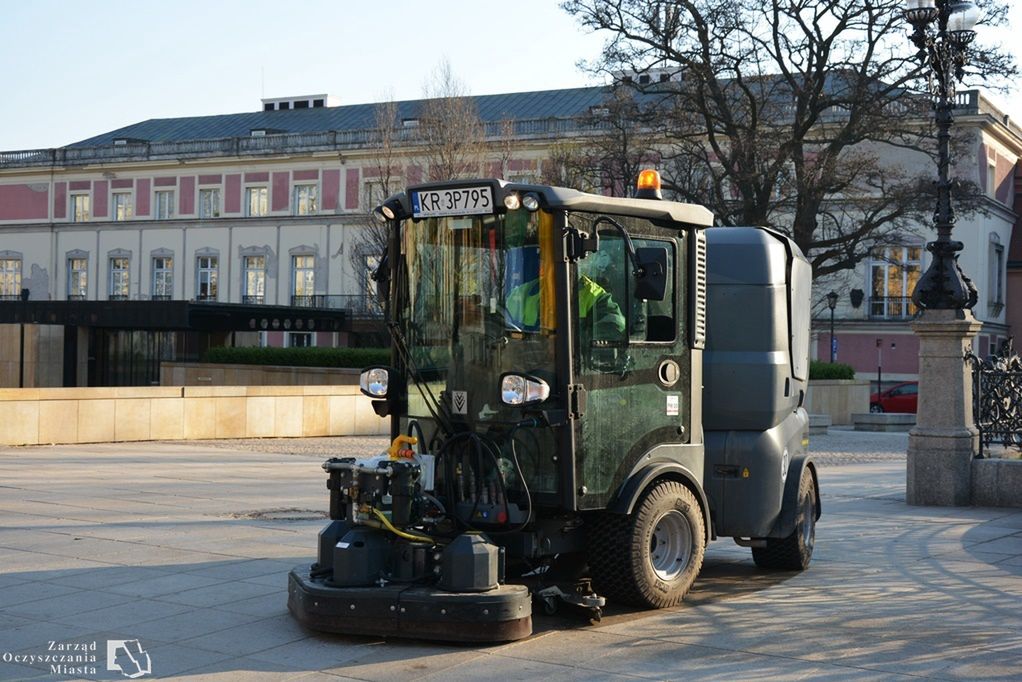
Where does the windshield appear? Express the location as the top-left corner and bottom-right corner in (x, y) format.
(398, 208), (559, 425)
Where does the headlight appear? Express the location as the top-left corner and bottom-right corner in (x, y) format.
(359, 366), (390, 398)
(500, 373), (550, 406)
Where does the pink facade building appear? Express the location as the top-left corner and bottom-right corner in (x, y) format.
(814, 91), (1022, 384)
(0, 87), (1019, 386)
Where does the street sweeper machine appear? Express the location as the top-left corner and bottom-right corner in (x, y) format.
(288, 170), (820, 643)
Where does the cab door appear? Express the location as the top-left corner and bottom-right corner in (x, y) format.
(571, 223), (691, 511)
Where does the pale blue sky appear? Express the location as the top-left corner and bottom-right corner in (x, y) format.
(1, 0), (1019, 152)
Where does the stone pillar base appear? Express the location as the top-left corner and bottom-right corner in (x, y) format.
(907, 430), (975, 506)
(906, 309), (982, 507)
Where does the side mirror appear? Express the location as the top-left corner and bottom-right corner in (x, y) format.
(633, 247), (668, 301)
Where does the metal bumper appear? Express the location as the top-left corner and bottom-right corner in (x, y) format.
(288, 567), (533, 643)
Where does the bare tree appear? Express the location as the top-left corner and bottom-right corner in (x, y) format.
(562, 0), (1016, 278)
(349, 99), (400, 309)
(539, 85), (661, 195)
(350, 63), (506, 308)
(418, 60), (486, 181)
(540, 139), (603, 191)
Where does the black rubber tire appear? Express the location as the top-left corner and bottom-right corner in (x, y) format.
(752, 468), (817, 570)
(870, 403), (884, 413)
(588, 480), (705, 608)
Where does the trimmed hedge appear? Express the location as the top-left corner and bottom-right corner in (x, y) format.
(203, 346), (391, 368)
(809, 360), (856, 380)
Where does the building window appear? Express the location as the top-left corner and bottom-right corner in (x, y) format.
(71, 194), (90, 222)
(243, 255), (266, 304)
(196, 255), (218, 301)
(246, 187), (268, 217)
(109, 257), (130, 299)
(362, 181), (386, 212)
(112, 192), (133, 221)
(292, 255), (315, 305)
(293, 184), (318, 215)
(287, 332), (314, 347)
(989, 237), (1005, 316)
(199, 188), (221, 219)
(152, 256), (173, 300)
(0, 258), (22, 299)
(987, 158), (997, 200)
(868, 246), (921, 319)
(68, 257), (88, 299)
(155, 190), (175, 220)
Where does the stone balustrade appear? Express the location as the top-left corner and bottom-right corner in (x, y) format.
(0, 385), (388, 446)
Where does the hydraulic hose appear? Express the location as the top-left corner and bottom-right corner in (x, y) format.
(369, 507), (436, 544)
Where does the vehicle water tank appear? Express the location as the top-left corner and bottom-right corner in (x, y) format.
(702, 227), (811, 431)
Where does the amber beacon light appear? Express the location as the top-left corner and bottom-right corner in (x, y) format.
(635, 169), (663, 200)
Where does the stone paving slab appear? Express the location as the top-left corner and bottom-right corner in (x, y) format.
(0, 433), (1020, 680)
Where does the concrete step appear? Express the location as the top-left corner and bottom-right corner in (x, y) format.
(808, 413), (831, 435)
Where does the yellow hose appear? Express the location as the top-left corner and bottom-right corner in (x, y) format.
(369, 507), (435, 544)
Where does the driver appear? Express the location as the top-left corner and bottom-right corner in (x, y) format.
(506, 260), (626, 340)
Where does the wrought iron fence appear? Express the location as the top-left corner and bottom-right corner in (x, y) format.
(966, 338), (1022, 457)
(289, 294), (383, 317)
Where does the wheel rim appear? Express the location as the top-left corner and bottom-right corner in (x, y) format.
(801, 491), (816, 553)
(649, 509), (693, 581)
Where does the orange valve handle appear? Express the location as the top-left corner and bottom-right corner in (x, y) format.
(387, 435), (419, 459)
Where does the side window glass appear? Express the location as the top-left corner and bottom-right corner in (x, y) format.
(632, 237), (676, 343)
(577, 234), (628, 345)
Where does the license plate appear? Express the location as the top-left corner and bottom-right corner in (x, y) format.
(411, 186), (494, 217)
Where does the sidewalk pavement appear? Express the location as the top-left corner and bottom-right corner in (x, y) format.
(1, 431), (1020, 681)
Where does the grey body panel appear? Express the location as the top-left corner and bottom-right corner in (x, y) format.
(702, 227), (811, 432)
(701, 226), (814, 538)
(704, 409), (809, 538)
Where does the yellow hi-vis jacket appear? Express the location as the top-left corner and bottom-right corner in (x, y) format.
(506, 276), (626, 337)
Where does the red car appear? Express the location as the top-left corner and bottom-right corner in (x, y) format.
(870, 381), (918, 413)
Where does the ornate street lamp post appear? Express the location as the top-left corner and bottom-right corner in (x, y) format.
(904, 0), (981, 310)
(826, 291), (839, 363)
(903, 0), (985, 507)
